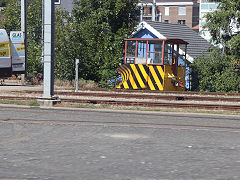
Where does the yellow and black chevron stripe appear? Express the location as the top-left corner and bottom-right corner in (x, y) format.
(116, 64), (165, 91)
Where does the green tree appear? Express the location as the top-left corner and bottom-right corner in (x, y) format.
(191, 48), (240, 92)
(55, 8), (76, 80)
(204, 0), (240, 57)
(55, 0), (140, 87)
(192, 0), (240, 92)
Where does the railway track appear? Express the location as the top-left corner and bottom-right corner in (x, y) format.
(0, 88), (240, 111)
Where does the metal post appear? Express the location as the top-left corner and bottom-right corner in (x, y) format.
(152, 0), (156, 21)
(159, 12), (162, 22)
(43, 0), (55, 98)
(75, 59), (79, 92)
(37, 0), (60, 107)
(21, 0), (27, 83)
(140, 3), (143, 22)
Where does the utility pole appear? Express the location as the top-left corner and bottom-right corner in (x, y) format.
(21, 0), (27, 83)
(38, 0), (60, 106)
(152, 0), (156, 21)
(43, 0), (55, 97)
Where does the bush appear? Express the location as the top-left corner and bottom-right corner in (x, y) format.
(191, 48), (240, 93)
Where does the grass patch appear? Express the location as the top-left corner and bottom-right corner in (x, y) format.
(55, 102), (112, 109)
(54, 79), (99, 90)
(0, 99), (40, 107)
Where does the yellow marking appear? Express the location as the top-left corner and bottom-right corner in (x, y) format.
(120, 65), (127, 81)
(120, 70), (130, 88)
(116, 83), (121, 88)
(117, 68), (125, 81)
(147, 79), (155, 90)
(117, 68), (124, 80)
(142, 65), (154, 90)
(167, 73), (175, 78)
(127, 67), (138, 89)
(123, 67), (128, 81)
(16, 46), (25, 51)
(116, 66), (129, 89)
(0, 49), (11, 56)
(130, 64), (145, 88)
(156, 66), (165, 87)
(149, 66), (163, 90)
(146, 65), (155, 90)
(123, 81), (129, 89)
(21, 42), (25, 46)
(0, 41), (10, 49)
(138, 64), (148, 82)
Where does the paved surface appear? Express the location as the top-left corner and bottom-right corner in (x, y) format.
(0, 106), (240, 179)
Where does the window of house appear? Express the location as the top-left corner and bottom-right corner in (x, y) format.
(164, 20), (169, 23)
(164, 42), (172, 65)
(165, 7), (169, 16)
(178, 20), (186, 24)
(126, 41), (136, 64)
(178, 44), (187, 66)
(143, 7), (152, 16)
(54, 0), (61, 5)
(147, 41), (163, 64)
(135, 40), (147, 64)
(178, 6), (186, 15)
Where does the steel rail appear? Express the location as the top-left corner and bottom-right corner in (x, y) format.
(13, 90), (240, 102)
(15, 88), (240, 96)
(1, 95), (240, 111)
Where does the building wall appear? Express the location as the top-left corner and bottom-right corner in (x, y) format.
(199, 0), (220, 41)
(140, 1), (199, 29)
(159, 5), (193, 28)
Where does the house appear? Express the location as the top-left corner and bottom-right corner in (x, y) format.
(135, 21), (210, 63)
(116, 21), (210, 90)
(139, 0), (199, 30)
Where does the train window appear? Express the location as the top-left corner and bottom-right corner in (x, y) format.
(179, 44), (186, 56)
(164, 42), (172, 65)
(178, 55), (186, 66)
(147, 40), (163, 64)
(178, 44), (187, 66)
(136, 40), (147, 64)
(126, 41), (136, 64)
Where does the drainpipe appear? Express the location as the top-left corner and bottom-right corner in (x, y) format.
(159, 12), (162, 22)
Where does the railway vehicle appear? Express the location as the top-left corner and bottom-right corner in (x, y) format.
(116, 38), (188, 91)
(0, 29), (25, 78)
(0, 29), (12, 77)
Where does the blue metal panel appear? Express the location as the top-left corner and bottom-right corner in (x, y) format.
(134, 29), (157, 39)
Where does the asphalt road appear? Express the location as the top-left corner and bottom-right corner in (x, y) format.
(0, 106), (240, 180)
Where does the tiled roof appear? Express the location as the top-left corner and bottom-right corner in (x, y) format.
(144, 21), (210, 60)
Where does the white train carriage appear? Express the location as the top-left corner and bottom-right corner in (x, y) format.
(0, 29), (12, 77)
